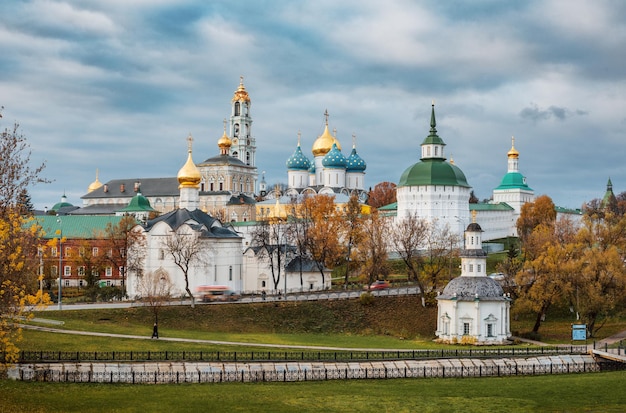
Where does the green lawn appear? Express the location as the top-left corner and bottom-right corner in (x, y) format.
(2, 372), (626, 412)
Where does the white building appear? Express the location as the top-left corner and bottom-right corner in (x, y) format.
(435, 214), (511, 344)
(126, 137), (244, 299)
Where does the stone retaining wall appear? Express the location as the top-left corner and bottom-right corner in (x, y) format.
(9, 354), (603, 383)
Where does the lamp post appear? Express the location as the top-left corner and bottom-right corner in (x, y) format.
(57, 218), (62, 310)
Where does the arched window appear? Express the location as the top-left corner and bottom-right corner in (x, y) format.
(234, 102), (240, 116)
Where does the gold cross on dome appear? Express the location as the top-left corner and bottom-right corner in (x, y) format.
(187, 134), (193, 152)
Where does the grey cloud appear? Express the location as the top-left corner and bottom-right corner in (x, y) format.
(519, 104), (588, 122)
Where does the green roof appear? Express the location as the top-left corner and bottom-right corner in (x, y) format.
(118, 193), (155, 213)
(398, 159), (471, 188)
(470, 202), (514, 211)
(494, 172), (533, 191)
(28, 216), (136, 239)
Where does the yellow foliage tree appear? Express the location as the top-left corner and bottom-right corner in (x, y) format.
(1, 112), (50, 374)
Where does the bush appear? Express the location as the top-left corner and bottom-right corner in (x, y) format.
(359, 292), (375, 306)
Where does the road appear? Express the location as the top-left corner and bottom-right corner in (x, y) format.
(41, 286), (421, 311)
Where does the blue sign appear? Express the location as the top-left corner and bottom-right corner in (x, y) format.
(572, 324), (587, 341)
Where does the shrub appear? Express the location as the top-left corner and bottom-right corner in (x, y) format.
(359, 292), (375, 306)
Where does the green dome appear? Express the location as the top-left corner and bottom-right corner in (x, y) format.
(495, 172), (532, 191)
(398, 159), (470, 188)
(118, 192), (156, 213)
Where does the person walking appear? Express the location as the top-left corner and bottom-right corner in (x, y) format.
(151, 322), (159, 339)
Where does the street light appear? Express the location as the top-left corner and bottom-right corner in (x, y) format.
(57, 218), (62, 310)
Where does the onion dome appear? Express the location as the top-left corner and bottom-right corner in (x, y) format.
(322, 143), (347, 168)
(308, 163), (316, 174)
(232, 76), (250, 102)
(177, 134), (201, 188)
(346, 146), (366, 172)
(217, 119), (232, 155)
(507, 136), (519, 159)
(312, 110), (342, 157)
(439, 276), (506, 301)
(286, 143), (311, 171)
(87, 169), (103, 193)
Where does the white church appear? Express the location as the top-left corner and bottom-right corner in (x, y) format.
(435, 212), (512, 344)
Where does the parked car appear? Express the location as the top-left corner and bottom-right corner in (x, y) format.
(488, 273), (505, 281)
(369, 280), (390, 290)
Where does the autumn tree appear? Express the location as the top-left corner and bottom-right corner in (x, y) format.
(136, 268), (173, 325)
(570, 213), (626, 337)
(341, 194), (364, 287)
(516, 195), (556, 244)
(285, 195), (312, 290)
(422, 222), (459, 300)
(0, 110), (50, 372)
(249, 218), (289, 291)
(162, 227), (208, 308)
(303, 194), (344, 285)
(357, 209), (390, 287)
(390, 212), (429, 306)
(367, 181), (396, 208)
(99, 215), (146, 298)
(515, 219), (578, 333)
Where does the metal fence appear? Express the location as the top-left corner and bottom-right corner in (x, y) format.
(16, 361), (626, 384)
(6, 346), (589, 363)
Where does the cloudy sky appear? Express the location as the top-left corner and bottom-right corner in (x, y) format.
(1, 0), (625, 211)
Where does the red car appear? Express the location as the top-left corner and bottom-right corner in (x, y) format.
(369, 280), (390, 290)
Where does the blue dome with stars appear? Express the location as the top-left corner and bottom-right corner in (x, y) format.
(346, 147), (366, 172)
(286, 144), (311, 171)
(322, 143), (347, 168)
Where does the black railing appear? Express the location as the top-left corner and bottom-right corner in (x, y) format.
(5, 346), (589, 364)
(16, 361), (626, 383)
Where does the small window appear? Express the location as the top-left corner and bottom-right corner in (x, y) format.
(463, 322), (470, 335)
(64, 266), (71, 277)
(477, 264), (481, 273)
(78, 266), (85, 276)
(469, 264), (473, 272)
(159, 250), (165, 260)
(92, 247), (99, 257)
(105, 267), (112, 277)
(229, 266), (233, 281)
(79, 247), (85, 257)
(51, 247), (58, 257)
(487, 323), (494, 337)
(65, 247), (71, 257)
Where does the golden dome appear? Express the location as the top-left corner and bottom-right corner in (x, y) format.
(177, 134), (201, 188)
(217, 119), (232, 153)
(232, 76), (250, 102)
(507, 136), (519, 159)
(87, 169), (103, 192)
(311, 110), (342, 157)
